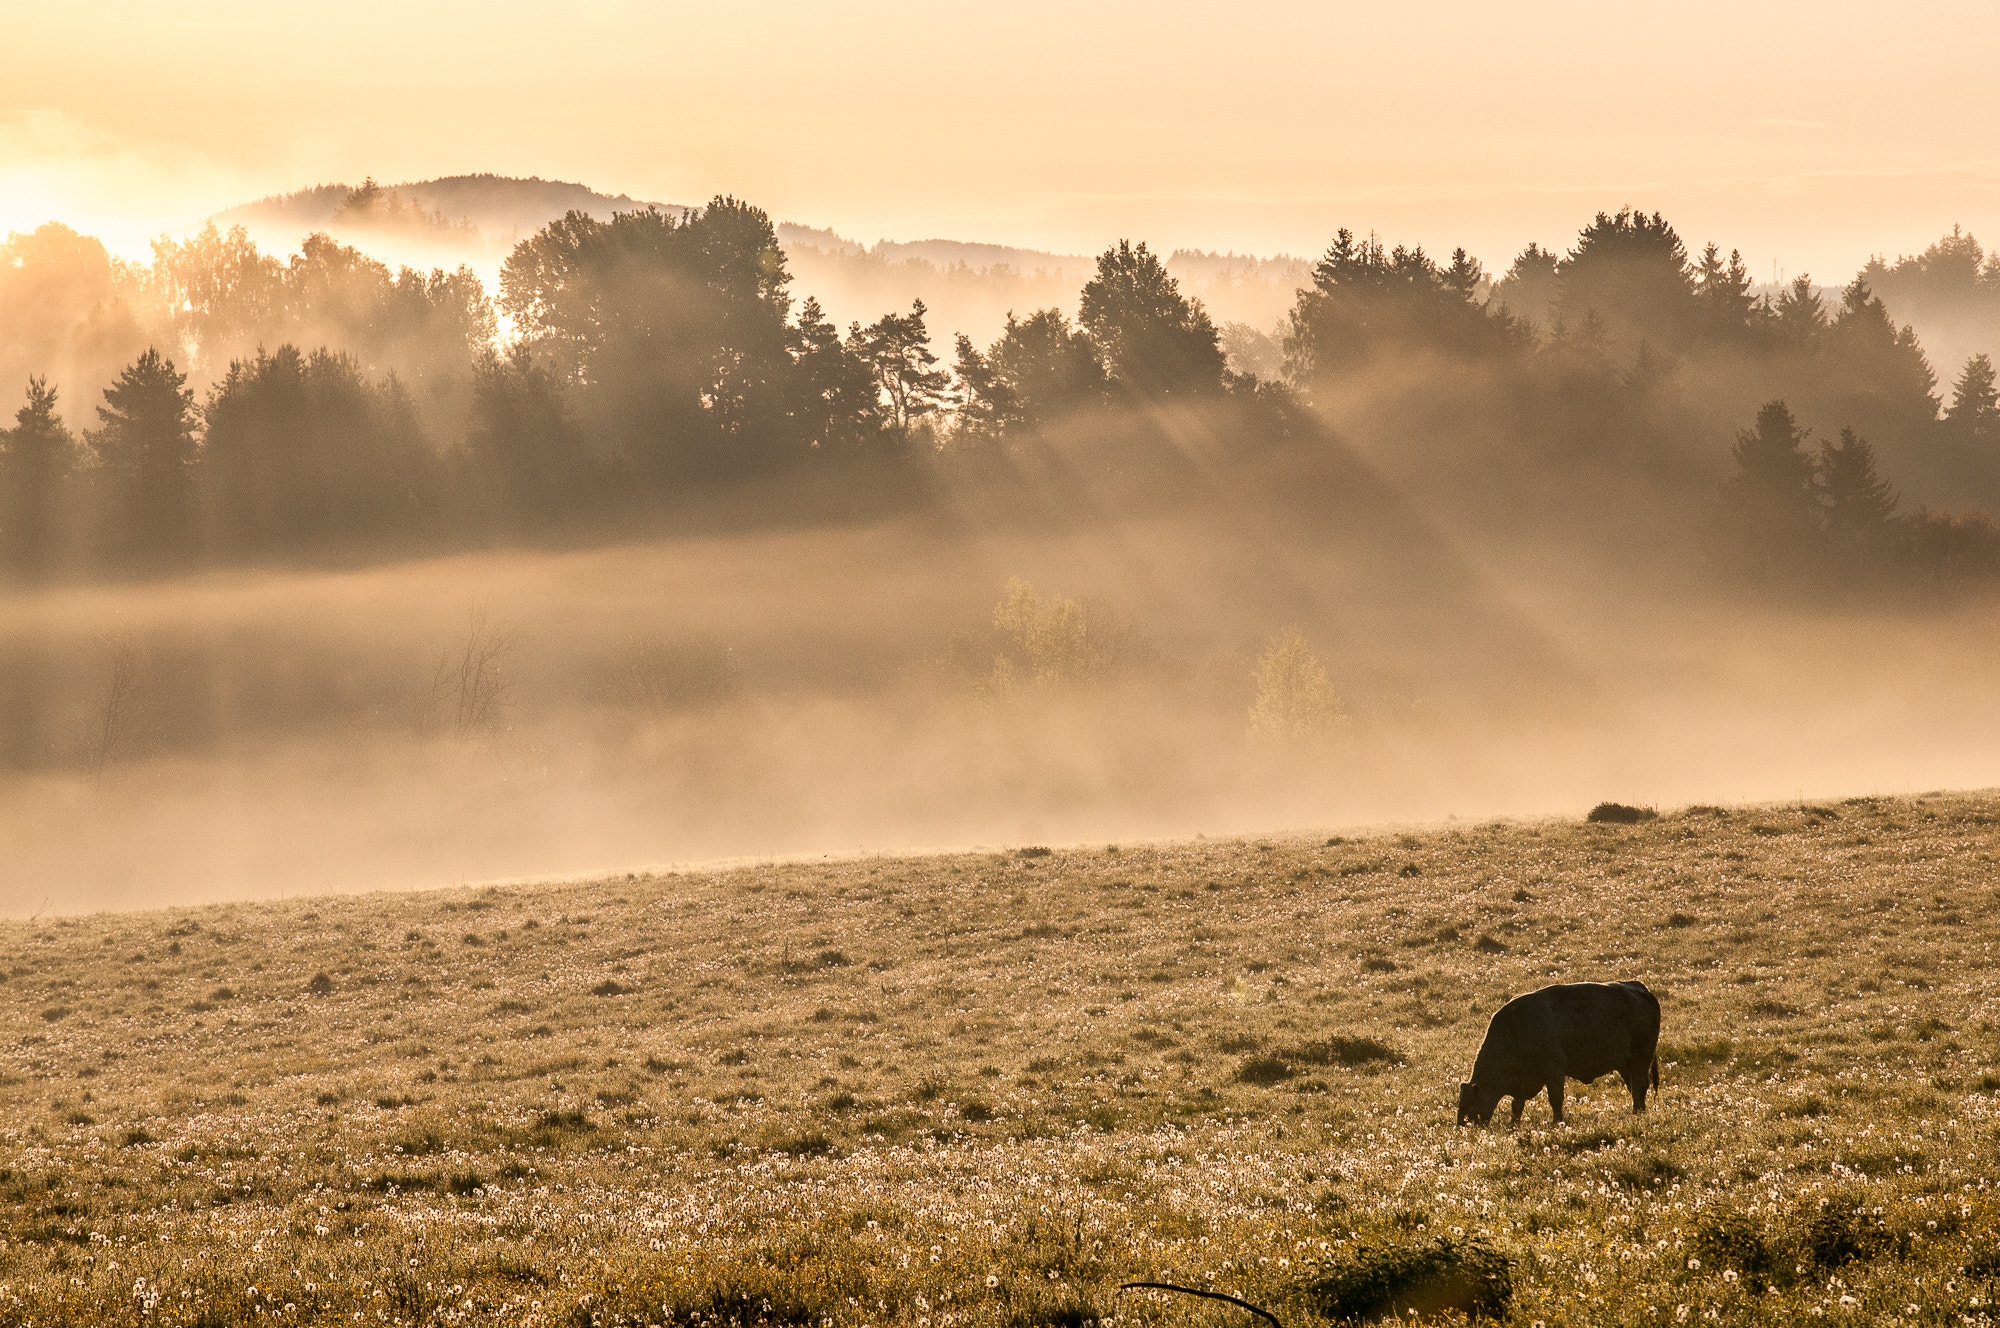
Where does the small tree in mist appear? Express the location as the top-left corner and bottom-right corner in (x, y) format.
(1247, 627), (1346, 743)
(426, 610), (515, 737)
(992, 578), (1092, 687)
(88, 628), (140, 778)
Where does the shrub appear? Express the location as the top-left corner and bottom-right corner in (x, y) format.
(1691, 1209), (1775, 1287)
(1798, 1202), (1891, 1270)
(1473, 933), (1507, 953)
(1301, 1232), (1514, 1322)
(1009, 1291), (1106, 1328)
(305, 971), (335, 996)
(589, 980), (630, 996)
(1288, 1035), (1403, 1068)
(1588, 802), (1657, 824)
(1236, 1054), (1294, 1085)
(1248, 627), (1347, 742)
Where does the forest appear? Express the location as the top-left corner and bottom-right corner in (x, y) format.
(3, 189), (2000, 591)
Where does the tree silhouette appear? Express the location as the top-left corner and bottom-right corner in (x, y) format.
(1824, 279), (1939, 445)
(787, 297), (880, 451)
(1945, 353), (1999, 442)
(1283, 229), (1508, 385)
(1772, 275), (1829, 351)
(148, 223), (286, 372)
(1815, 427), (1898, 555)
(498, 198), (794, 481)
(1692, 242), (1757, 341)
(847, 300), (950, 436)
(954, 308), (1107, 439)
(1079, 241), (1225, 400)
(203, 344), (439, 552)
(464, 345), (588, 522)
(1557, 209), (1695, 351)
(1492, 242), (1559, 332)
(1724, 400), (1821, 573)
(0, 377), (76, 575)
(91, 349), (199, 560)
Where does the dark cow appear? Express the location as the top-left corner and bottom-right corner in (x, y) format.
(1457, 980), (1660, 1127)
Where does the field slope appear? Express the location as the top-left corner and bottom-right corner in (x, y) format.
(4, 794), (2000, 1326)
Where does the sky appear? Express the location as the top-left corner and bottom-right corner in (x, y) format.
(3, 0), (1999, 278)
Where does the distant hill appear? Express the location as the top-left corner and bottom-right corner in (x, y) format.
(214, 174), (685, 245)
(205, 175), (1309, 354)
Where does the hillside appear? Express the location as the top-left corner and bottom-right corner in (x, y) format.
(214, 174), (678, 243)
(3, 794), (1998, 1325)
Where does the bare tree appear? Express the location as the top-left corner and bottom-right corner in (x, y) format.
(89, 628), (139, 778)
(426, 609), (516, 737)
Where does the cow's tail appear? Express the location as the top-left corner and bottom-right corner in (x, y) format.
(1650, 1054), (1660, 1091)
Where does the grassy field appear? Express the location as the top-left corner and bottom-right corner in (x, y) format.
(4, 793), (2000, 1326)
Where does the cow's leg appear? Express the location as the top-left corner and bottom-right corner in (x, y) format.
(1547, 1079), (1565, 1125)
(1622, 1061), (1649, 1113)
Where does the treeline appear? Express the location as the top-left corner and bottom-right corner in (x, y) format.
(3, 193), (2000, 591)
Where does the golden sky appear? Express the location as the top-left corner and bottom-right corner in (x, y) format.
(4, 0), (1998, 278)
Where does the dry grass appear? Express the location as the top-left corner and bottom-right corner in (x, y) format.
(4, 792), (2000, 1325)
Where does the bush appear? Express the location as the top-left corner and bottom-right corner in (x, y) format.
(1010, 1291), (1106, 1328)
(1691, 1208), (1775, 1287)
(305, 972), (336, 996)
(1236, 1053), (1294, 1085)
(1301, 1232), (1514, 1322)
(1287, 1035), (1403, 1068)
(1588, 802), (1657, 824)
(1248, 627), (1347, 742)
(1798, 1202), (1891, 1270)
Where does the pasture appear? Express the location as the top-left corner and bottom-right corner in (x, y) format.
(3, 794), (1999, 1326)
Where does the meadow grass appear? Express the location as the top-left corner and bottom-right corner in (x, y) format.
(4, 794), (2000, 1325)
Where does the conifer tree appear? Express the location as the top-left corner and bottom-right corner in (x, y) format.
(0, 376), (76, 573)
(91, 349), (199, 560)
(1945, 353), (1999, 441)
(1816, 427), (1898, 549)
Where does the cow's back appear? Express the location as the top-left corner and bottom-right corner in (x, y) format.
(1551, 982), (1657, 1081)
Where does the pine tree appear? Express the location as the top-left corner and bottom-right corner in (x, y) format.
(91, 349), (199, 560)
(0, 376), (76, 573)
(1773, 275), (1828, 350)
(1725, 400), (1822, 572)
(1693, 241), (1756, 339)
(1816, 427), (1898, 549)
(846, 299), (951, 436)
(1945, 353), (1999, 441)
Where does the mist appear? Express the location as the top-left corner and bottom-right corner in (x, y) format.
(6, 190), (2000, 918)
(5, 481), (2000, 919)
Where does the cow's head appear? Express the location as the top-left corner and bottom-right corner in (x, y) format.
(1457, 1082), (1501, 1126)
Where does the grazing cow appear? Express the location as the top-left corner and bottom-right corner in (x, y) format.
(1456, 980), (1660, 1127)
